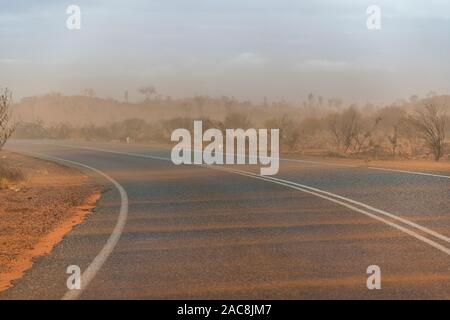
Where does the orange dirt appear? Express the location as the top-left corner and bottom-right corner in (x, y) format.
(0, 151), (101, 292)
(352, 159), (450, 172)
(281, 152), (450, 174)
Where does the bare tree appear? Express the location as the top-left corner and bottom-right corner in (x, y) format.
(387, 126), (399, 159)
(194, 96), (206, 116)
(265, 115), (300, 151)
(84, 88), (96, 97)
(409, 104), (446, 161)
(307, 92), (315, 115)
(327, 106), (380, 154)
(0, 88), (15, 150)
(318, 96), (323, 108)
(224, 112), (252, 129)
(400, 119), (420, 157)
(328, 113), (341, 150)
(353, 116), (381, 154)
(338, 107), (359, 153)
(138, 86), (156, 102)
(409, 94), (419, 104)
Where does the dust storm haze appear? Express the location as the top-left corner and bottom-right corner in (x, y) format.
(2, 0), (450, 103)
(2, 1), (450, 160)
(2, 1), (450, 304)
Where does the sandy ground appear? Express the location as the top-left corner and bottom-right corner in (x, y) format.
(300, 157), (450, 173)
(0, 151), (101, 292)
(356, 159), (450, 173)
(278, 149), (450, 173)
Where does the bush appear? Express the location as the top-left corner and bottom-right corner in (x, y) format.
(0, 162), (24, 181)
(326, 150), (348, 158)
(408, 104), (447, 161)
(0, 160), (24, 189)
(0, 88), (15, 149)
(0, 177), (9, 189)
(13, 120), (47, 139)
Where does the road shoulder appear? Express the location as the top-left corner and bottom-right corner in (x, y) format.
(0, 151), (101, 292)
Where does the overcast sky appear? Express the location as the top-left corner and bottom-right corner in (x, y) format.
(1, 0), (449, 104)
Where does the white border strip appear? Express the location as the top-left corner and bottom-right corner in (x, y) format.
(18, 151), (129, 300)
(233, 169), (450, 244)
(217, 167), (450, 256)
(367, 166), (450, 179)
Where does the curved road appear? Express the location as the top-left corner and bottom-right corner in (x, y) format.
(1, 140), (450, 299)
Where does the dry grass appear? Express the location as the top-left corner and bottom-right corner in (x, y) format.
(0, 177), (9, 190)
(0, 157), (24, 189)
(0, 151), (101, 292)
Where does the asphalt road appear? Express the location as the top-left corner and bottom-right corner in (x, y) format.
(1, 140), (450, 299)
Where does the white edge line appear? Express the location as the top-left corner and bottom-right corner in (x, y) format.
(17, 151), (129, 300)
(236, 170), (450, 244)
(62, 142), (450, 179)
(46, 143), (450, 256)
(217, 168), (450, 257)
(368, 166), (450, 179)
(280, 157), (357, 168)
(281, 157), (450, 179)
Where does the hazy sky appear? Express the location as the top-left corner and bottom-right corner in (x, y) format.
(1, 0), (449, 104)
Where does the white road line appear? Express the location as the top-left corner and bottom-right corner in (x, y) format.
(52, 141), (450, 179)
(279, 157), (450, 179)
(280, 157), (357, 168)
(229, 168), (450, 244)
(52, 143), (170, 162)
(279, 156), (450, 179)
(17, 151), (129, 300)
(46, 143), (450, 256)
(215, 167), (450, 257)
(368, 166), (450, 179)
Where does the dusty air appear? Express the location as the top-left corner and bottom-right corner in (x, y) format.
(171, 120), (280, 176)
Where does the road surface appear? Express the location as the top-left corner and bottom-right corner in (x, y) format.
(1, 140), (450, 299)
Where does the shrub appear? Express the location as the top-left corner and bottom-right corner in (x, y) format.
(0, 88), (15, 149)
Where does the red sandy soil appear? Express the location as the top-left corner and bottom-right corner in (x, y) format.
(280, 148), (450, 173)
(297, 157), (450, 173)
(350, 159), (450, 172)
(0, 151), (101, 292)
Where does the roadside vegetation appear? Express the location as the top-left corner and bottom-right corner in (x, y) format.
(11, 92), (449, 161)
(0, 88), (15, 150)
(0, 88), (21, 189)
(0, 162), (23, 190)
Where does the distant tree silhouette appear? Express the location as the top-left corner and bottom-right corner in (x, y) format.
(194, 96), (206, 116)
(0, 88), (15, 150)
(388, 126), (399, 159)
(84, 88), (96, 97)
(138, 86), (156, 102)
(409, 104), (446, 161)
